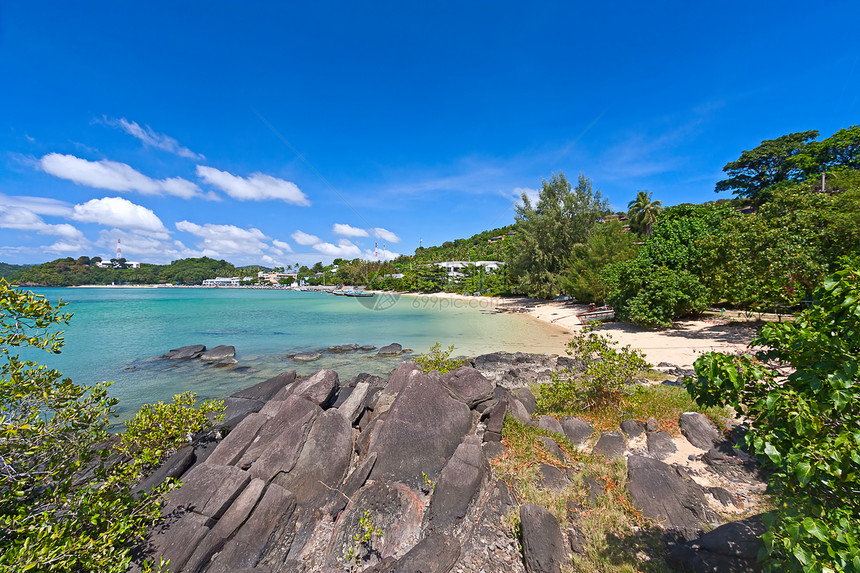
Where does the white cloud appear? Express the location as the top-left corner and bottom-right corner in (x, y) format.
(71, 197), (169, 237)
(196, 166), (310, 205)
(0, 206), (86, 240)
(102, 117), (204, 159)
(332, 223), (370, 238)
(371, 227), (401, 243)
(291, 230), (320, 246)
(0, 194), (73, 217)
(513, 187), (540, 205)
(312, 239), (362, 258)
(272, 239), (293, 252)
(40, 153), (203, 199)
(176, 220), (270, 255)
(43, 239), (92, 254)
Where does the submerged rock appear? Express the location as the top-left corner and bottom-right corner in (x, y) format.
(199, 345), (236, 362)
(292, 351), (321, 362)
(164, 344), (206, 360)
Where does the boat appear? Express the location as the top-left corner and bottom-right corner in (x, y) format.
(576, 305), (615, 324)
(344, 290), (374, 298)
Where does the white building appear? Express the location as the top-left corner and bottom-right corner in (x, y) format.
(202, 276), (241, 287)
(435, 261), (505, 279)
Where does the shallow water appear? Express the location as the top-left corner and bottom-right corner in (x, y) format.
(24, 287), (568, 419)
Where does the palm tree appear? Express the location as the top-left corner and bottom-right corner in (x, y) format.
(627, 191), (663, 236)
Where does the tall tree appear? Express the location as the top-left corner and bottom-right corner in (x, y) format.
(715, 130), (819, 202)
(626, 190), (663, 235)
(511, 172), (609, 298)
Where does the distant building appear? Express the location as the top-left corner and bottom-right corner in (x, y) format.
(94, 260), (141, 269)
(435, 260), (506, 279)
(257, 271), (298, 284)
(202, 276), (241, 287)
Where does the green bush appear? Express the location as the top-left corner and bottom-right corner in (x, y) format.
(0, 279), (222, 572)
(537, 328), (649, 413)
(414, 342), (466, 374)
(686, 260), (860, 572)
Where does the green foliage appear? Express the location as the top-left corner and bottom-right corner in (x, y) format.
(716, 130), (819, 202)
(561, 221), (637, 302)
(626, 190), (663, 236)
(0, 279), (220, 572)
(537, 328), (649, 413)
(344, 510), (382, 568)
(414, 342), (465, 374)
(686, 260), (860, 572)
(511, 172), (610, 298)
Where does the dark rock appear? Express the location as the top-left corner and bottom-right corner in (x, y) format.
(666, 514), (766, 573)
(329, 452), (378, 517)
(620, 419), (645, 439)
(377, 342), (403, 356)
(507, 395), (531, 424)
(165, 344), (206, 360)
(473, 396), (497, 413)
(338, 380), (370, 424)
(482, 440), (506, 461)
(329, 343), (360, 352)
(439, 366), (495, 407)
(702, 446), (765, 485)
(584, 476), (604, 506)
(537, 415), (564, 435)
(293, 351), (321, 362)
(555, 356), (582, 371)
(208, 483), (297, 570)
(680, 412), (721, 450)
(232, 370), (297, 402)
(520, 503), (566, 573)
(561, 416), (593, 445)
(289, 369), (339, 408)
(646, 430), (677, 460)
(165, 463), (251, 520)
(514, 387), (537, 414)
(218, 396), (264, 429)
(372, 361), (420, 415)
(273, 409), (352, 506)
(135, 444), (196, 495)
(199, 345), (236, 362)
(207, 412), (268, 466)
(537, 463), (569, 492)
(626, 455), (721, 541)
(325, 481), (424, 567)
(391, 533), (461, 573)
(248, 404), (318, 482)
(425, 437), (488, 533)
(708, 487), (740, 508)
(369, 370), (471, 485)
(567, 525), (587, 554)
(481, 398), (506, 442)
(145, 509), (212, 572)
(645, 417), (660, 432)
(592, 431), (626, 459)
(182, 477), (267, 572)
(360, 345), (377, 351)
(237, 396), (322, 470)
(538, 436), (565, 462)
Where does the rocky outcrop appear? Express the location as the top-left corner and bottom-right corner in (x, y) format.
(680, 412), (721, 450)
(520, 503), (566, 573)
(377, 342), (403, 356)
(199, 345), (236, 362)
(164, 344), (206, 360)
(666, 513), (766, 572)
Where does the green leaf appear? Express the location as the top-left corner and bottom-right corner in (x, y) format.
(795, 461), (813, 486)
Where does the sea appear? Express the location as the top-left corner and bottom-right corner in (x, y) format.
(23, 287), (569, 420)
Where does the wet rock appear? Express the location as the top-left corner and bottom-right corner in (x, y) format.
(425, 437), (488, 533)
(626, 455), (721, 541)
(369, 370), (471, 485)
(199, 345), (236, 362)
(165, 344), (206, 360)
(360, 344), (377, 351)
(293, 351), (321, 362)
(592, 431), (626, 459)
(620, 419), (645, 439)
(537, 415), (564, 435)
(561, 416), (593, 445)
(520, 503), (565, 573)
(329, 343), (360, 352)
(439, 366), (495, 407)
(666, 514), (766, 573)
(377, 342), (403, 356)
(680, 412), (721, 450)
(646, 430), (677, 460)
(214, 358), (239, 367)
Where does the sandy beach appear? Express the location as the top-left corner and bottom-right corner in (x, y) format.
(401, 292), (761, 368)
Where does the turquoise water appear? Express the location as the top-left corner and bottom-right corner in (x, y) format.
(24, 287), (567, 419)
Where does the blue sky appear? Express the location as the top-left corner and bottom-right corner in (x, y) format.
(1, 2), (858, 267)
